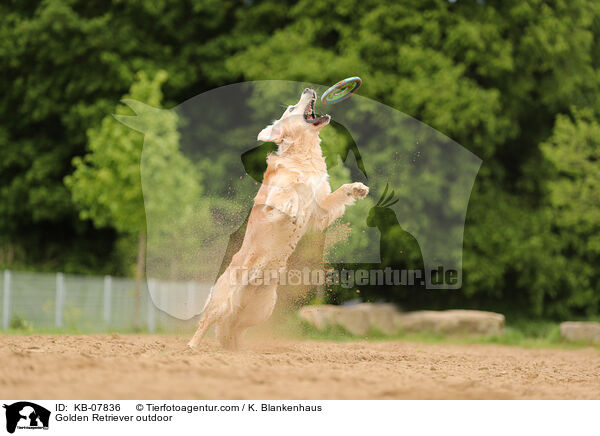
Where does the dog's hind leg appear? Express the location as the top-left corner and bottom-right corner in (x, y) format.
(188, 269), (242, 349)
(215, 321), (243, 351)
(187, 310), (215, 348)
(187, 280), (225, 348)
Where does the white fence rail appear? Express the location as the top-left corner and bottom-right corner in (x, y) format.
(0, 270), (211, 333)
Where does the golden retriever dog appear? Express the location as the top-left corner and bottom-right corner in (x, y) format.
(188, 88), (368, 350)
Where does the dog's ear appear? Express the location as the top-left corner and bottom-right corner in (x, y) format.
(257, 125), (281, 142)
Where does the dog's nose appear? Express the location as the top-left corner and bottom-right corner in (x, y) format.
(303, 88), (315, 96)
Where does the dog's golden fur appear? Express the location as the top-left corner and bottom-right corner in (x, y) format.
(188, 88), (368, 349)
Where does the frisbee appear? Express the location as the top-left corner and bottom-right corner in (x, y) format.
(321, 77), (362, 104)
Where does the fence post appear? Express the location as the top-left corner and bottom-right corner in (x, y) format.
(55, 272), (65, 328)
(147, 279), (156, 333)
(103, 275), (112, 325)
(3, 270), (11, 330)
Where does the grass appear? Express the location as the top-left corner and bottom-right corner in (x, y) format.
(1, 324), (161, 336)
(1, 328), (148, 335)
(2, 314), (599, 351)
(281, 315), (599, 350)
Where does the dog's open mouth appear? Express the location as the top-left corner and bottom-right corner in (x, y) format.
(304, 93), (330, 126)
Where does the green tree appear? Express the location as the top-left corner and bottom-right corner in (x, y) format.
(541, 109), (600, 316)
(0, 0), (281, 271)
(2, 0), (600, 318)
(65, 70), (201, 322)
(225, 0), (600, 316)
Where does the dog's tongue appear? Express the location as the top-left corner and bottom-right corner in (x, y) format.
(310, 114), (329, 125)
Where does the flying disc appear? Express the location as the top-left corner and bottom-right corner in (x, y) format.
(321, 77), (362, 104)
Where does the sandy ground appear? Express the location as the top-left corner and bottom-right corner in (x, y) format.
(1, 334), (599, 399)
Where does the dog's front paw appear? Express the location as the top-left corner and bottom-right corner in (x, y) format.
(349, 182), (369, 200)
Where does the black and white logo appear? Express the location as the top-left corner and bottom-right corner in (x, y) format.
(3, 402), (50, 434)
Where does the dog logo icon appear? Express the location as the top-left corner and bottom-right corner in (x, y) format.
(3, 402), (50, 434)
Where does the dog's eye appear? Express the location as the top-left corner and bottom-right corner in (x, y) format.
(288, 106), (295, 112)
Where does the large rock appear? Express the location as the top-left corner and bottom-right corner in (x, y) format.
(396, 310), (504, 336)
(298, 305), (505, 337)
(560, 321), (600, 344)
(298, 303), (398, 335)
